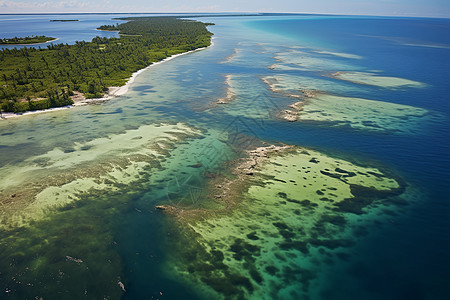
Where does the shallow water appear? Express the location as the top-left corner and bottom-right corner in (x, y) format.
(1, 14), (449, 299)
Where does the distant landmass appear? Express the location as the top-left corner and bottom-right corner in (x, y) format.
(0, 35), (56, 45)
(50, 19), (79, 22)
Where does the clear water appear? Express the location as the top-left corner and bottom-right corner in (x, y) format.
(0, 13), (217, 49)
(0, 14), (449, 299)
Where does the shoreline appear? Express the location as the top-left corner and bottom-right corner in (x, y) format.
(1, 40), (213, 120)
(95, 29), (120, 32)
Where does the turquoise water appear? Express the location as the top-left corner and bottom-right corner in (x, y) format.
(0, 14), (449, 299)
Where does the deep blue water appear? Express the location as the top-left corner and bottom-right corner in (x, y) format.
(247, 16), (450, 299)
(0, 14), (449, 299)
(247, 16), (450, 184)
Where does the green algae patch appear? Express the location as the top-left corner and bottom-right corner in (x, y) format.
(0, 124), (234, 299)
(329, 71), (426, 89)
(297, 94), (430, 134)
(161, 145), (407, 299)
(0, 185), (132, 299)
(0, 123), (203, 229)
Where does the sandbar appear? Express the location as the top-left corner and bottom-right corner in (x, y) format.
(329, 71), (426, 88)
(216, 74), (236, 104)
(313, 50), (363, 59)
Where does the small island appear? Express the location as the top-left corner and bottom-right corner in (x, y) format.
(50, 19), (79, 22)
(0, 35), (56, 45)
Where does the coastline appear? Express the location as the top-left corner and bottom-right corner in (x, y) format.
(0, 105), (73, 119)
(1, 40), (213, 120)
(95, 29), (120, 32)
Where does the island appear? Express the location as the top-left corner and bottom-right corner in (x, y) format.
(0, 35), (56, 45)
(0, 17), (213, 114)
(50, 19), (79, 22)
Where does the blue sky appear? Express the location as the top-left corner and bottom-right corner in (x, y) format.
(0, 0), (449, 18)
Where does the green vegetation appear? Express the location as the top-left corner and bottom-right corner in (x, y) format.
(0, 17), (213, 113)
(0, 36), (56, 45)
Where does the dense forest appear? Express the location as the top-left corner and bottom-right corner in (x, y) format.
(0, 36), (56, 45)
(0, 17), (213, 113)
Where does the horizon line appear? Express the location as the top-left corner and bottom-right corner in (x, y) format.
(0, 12), (449, 19)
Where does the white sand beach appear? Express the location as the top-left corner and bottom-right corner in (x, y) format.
(1, 42), (213, 120)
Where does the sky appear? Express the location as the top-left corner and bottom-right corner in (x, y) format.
(0, 0), (449, 18)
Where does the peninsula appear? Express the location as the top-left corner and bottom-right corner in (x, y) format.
(0, 17), (213, 114)
(0, 36), (56, 45)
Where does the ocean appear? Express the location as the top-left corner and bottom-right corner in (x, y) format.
(0, 14), (449, 299)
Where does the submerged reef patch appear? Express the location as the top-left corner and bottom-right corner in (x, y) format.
(216, 74), (237, 104)
(159, 145), (407, 299)
(329, 71), (426, 89)
(296, 94), (430, 134)
(262, 75), (430, 134)
(262, 74), (362, 98)
(273, 49), (359, 72)
(0, 123), (203, 229)
(0, 191), (127, 299)
(0, 124), (234, 299)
